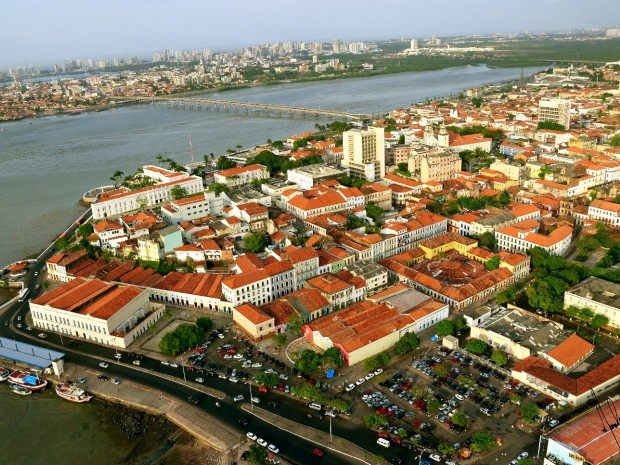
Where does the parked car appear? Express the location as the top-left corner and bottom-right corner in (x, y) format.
(99, 362), (109, 369)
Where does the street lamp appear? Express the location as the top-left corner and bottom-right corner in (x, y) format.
(249, 381), (254, 411)
(56, 325), (64, 346)
(179, 354), (187, 384)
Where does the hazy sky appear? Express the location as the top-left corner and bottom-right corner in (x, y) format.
(2, 0), (618, 68)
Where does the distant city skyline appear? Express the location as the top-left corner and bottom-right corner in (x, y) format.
(2, 0), (619, 69)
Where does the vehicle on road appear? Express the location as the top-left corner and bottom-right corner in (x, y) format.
(98, 375), (109, 381)
(549, 419), (560, 427)
(429, 455), (441, 462)
(519, 452), (529, 459)
(187, 395), (200, 404)
(377, 438), (390, 448)
(355, 378), (365, 386)
(132, 359), (141, 366)
(234, 395), (244, 402)
(99, 362), (109, 369)
(161, 360), (170, 365)
(309, 402), (322, 411)
(268, 444), (279, 454)
(257, 438), (268, 447)
(170, 363), (178, 368)
(246, 432), (257, 441)
(195, 377), (204, 383)
(345, 383), (356, 392)
(111, 379), (120, 385)
(36, 332), (46, 339)
(77, 377), (86, 384)
(312, 448), (324, 457)
(251, 396), (260, 404)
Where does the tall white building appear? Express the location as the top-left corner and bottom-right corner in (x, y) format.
(341, 127), (385, 181)
(538, 98), (571, 130)
(410, 39), (418, 51)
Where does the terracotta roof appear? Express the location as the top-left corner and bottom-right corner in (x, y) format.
(216, 164), (267, 177)
(235, 303), (273, 325)
(590, 199), (620, 213)
(546, 334), (594, 369)
(307, 273), (353, 294)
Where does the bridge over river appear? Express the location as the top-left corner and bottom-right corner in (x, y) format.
(116, 96), (371, 120)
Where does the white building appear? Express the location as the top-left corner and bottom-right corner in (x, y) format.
(161, 191), (224, 224)
(221, 261), (296, 307)
(495, 220), (573, 256)
(587, 199), (620, 228)
(341, 127), (385, 181)
(286, 164), (345, 190)
(213, 164), (269, 187)
(538, 98), (571, 130)
(564, 276), (620, 329)
(92, 174), (203, 220)
(29, 278), (164, 348)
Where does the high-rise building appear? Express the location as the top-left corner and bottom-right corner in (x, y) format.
(410, 39), (418, 51)
(538, 98), (571, 130)
(341, 127), (385, 181)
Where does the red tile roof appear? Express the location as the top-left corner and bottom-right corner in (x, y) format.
(546, 334), (594, 369)
(235, 303), (273, 325)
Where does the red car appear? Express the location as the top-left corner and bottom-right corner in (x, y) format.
(312, 448), (324, 457)
(258, 386), (269, 393)
(390, 437), (402, 445)
(378, 432), (389, 439)
(375, 407), (388, 416)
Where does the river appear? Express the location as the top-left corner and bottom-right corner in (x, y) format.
(0, 64), (544, 464)
(0, 64), (541, 267)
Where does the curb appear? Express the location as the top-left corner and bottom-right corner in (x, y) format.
(241, 404), (373, 465)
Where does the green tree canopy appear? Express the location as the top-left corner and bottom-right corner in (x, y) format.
(426, 398), (442, 415)
(272, 333), (288, 346)
(537, 121), (566, 131)
(170, 185), (188, 200)
(323, 347), (344, 368)
(208, 183), (229, 195)
(451, 411), (470, 428)
(394, 332), (420, 355)
(436, 320), (455, 337)
(470, 431), (497, 453)
(195, 317), (214, 332)
(438, 443), (456, 456)
(77, 222), (94, 238)
(158, 323), (204, 356)
(255, 372), (281, 387)
(591, 313), (610, 329)
(294, 349), (323, 375)
(466, 338), (488, 355)
(365, 203), (384, 225)
(520, 403), (540, 424)
(247, 444), (268, 465)
(432, 363), (451, 379)
(485, 256), (500, 271)
(364, 413), (389, 429)
(477, 232), (497, 251)
(491, 349), (508, 367)
(244, 232), (268, 253)
(216, 156), (237, 170)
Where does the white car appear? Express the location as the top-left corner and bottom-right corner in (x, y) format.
(326, 409), (337, 418)
(519, 452), (529, 459)
(268, 444), (279, 454)
(374, 368), (383, 375)
(251, 396), (260, 404)
(233, 354), (244, 359)
(169, 362), (179, 368)
(257, 438), (268, 447)
(365, 372), (374, 381)
(355, 378), (365, 386)
(99, 362), (109, 369)
(229, 376), (239, 383)
(114, 353), (122, 359)
(246, 432), (257, 441)
(111, 379), (121, 385)
(455, 394), (464, 401)
(345, 383), (356, 392)
(160, 360), (170, 365)
(195, 377), (204, 384)
(279, 373), (288, 381)
(429, 455), (442, 462)
(549, 419), (560, 427)
(234, 395), (245, 402)
(26, 326), (33, 331)
(218, 333), (225, 339)
(251, 362), (262, 368)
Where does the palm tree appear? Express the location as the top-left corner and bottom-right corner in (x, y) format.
(156, 154), (164, 166)
(236, 144), (243, 151)
(110, 170), (123, 188)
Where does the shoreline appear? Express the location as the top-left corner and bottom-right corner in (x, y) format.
(0, 61), (541, 124)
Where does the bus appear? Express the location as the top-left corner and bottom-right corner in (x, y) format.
(18, 288), (29, 302)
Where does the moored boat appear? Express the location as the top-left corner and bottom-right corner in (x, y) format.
(55, 382), (93, 403)
(8, 370), (48, 391)
(10, 384), (32, 395)
(0, 367), (10, 382)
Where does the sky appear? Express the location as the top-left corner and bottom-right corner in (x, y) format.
(1, 0), (619, 69)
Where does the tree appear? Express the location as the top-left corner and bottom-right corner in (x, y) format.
(170, 185), (188, 200)
(471, 97), (484, 108)
(364, 413), (388, 429)
(255, 372), (280, 387)
(364, 357), (381, 373)
(608, 133), (620, 147)
(485, 256), (500, 271)
(438, 443), (456, 456)
(466, 338), (488, 355)
(244, 232), (268, 253)
(451, 411), (470, 428)
(271, 140), (285, 150)
(565, 305), (580, 319)
(294, 349), (323, 374)
(537, 121), (565, 131)
(398, 134), (405, 144)
(208, 183), (228, 195)
(247, 444), (268, 465)
(590, 313), (609, 329)
(436, 320), (455, 337)
(110, 170), (124, 187)
(76, 222), (94, 239)
(496, 287), (516, 305)
(323, 347), (344, 368)
(195, 317), (214, 332)
(288, 313), (303, 336)
(470, 431), (496, 453)
(491, 349), (508, 367)
(477, 232), (497, 251)
(578, 308), (595, 322)
(393, 332), (420, 355)
(290, 384), (324, 401)
(272, 333), (288, 346)
(432, 363), (451, 379)
(520, 403), (540, 424)
(509, 393), (522, 405)
(365, 203), (384, 225)
(216, 156), (236, 170)
(426, 398), (442, 415)
(158, 323), (204, 356)
(517, 459), (535, 465)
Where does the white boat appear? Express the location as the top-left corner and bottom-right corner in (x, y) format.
(0, 367), (10, 382)
(55, 382), (94, 403)
(8, 370), (48, 391)
(10, 384), (32, 395)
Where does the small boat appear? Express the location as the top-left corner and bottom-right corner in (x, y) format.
(0, 367), (10, 382)
(8, 370), (48, 391)
(10, 384), (32, 396)
(55, 382), (93, 403)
